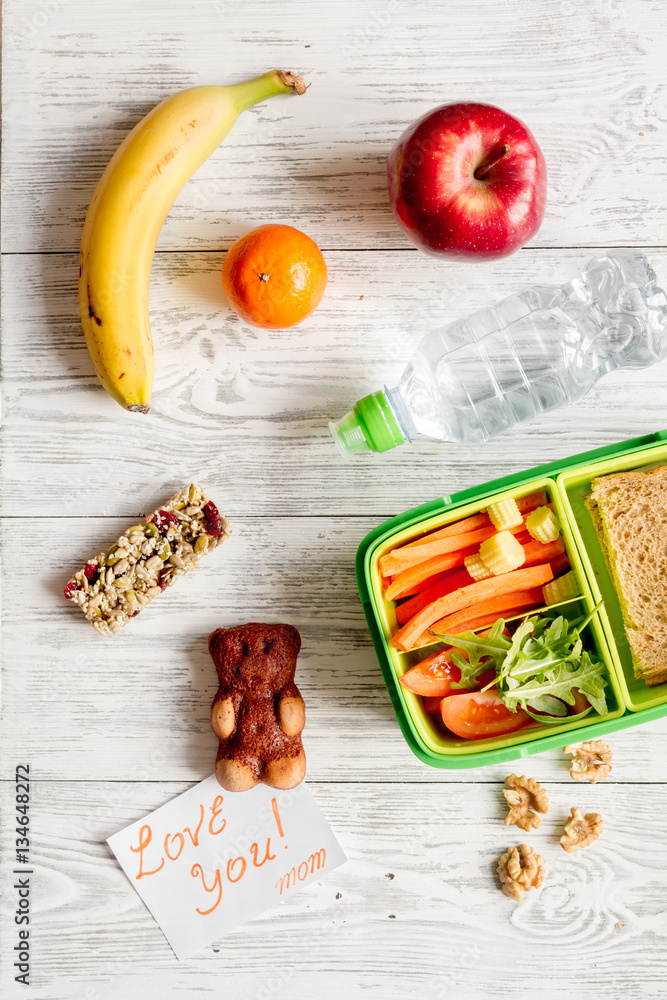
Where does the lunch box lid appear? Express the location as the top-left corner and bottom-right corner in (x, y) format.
(356, 427), (667, 769)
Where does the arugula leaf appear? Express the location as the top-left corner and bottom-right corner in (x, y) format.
(429, 605), (609, 721)
(526, 694), (569, 717)
(429, 619), (509, 689)
(497, 618), (542, 688)
(501, 652), (607, 717)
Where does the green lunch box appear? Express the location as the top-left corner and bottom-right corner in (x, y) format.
(356, 428), (667, 769)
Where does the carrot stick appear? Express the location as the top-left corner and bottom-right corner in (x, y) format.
(400, 512), (491, 549)
(394, 538), (564, 616)
(413, 587), (545, 647)
(399, 491), (549, 552)
(391, 563), (554, 651)
(397, 491), (549, 554)
(522, 536), (564, 566)
(516, 491), (547, 512)
(381, 524), (504, 577)
(550, 552), (571, 577)
(385, 546), (478, 602)
(395, 569), (453, 599)
(395, 568), (474, 625)
(382, 520), (528, 577)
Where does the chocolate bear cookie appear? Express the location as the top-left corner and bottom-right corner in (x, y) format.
(209, 623), (306, 792)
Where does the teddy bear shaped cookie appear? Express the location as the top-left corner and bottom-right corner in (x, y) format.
(209, 622), (306, 792)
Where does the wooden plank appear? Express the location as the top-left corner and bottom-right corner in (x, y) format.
(1, 778), (665, 999)
(3, 248), (667, 518)
(3, 513), (667, 783)
(2, 1), (667, 996)
(2, 0), (667, 252)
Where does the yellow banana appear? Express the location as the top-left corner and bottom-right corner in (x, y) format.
(79, 70), (306, 412)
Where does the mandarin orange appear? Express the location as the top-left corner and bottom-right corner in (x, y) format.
(222, 224), (327, 328)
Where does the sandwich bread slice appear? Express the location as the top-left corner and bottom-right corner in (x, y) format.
(586, 464), (667, 686)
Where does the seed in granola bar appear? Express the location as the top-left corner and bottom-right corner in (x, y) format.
(203, 500), (223, 536)
(194, 535), (209, 555)
(145, 555), (163, 574)
(157, 541), (171, 560)
(143, 521), (159, 538)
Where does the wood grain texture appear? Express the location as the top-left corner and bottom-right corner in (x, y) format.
(2, 0), (667, 996)
(3, 249), (667, 518)
(4, 513), (667, 784)
(2, 0), (667, 252)
(2, 779), (667, 1000)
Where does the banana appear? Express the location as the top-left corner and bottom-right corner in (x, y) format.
(79, 70), (306, 412)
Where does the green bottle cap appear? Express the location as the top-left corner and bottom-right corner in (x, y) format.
(329, 391), (406, 456)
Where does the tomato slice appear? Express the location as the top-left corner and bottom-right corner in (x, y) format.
(474, 668), (498, 690)
(399, 650), (460, 697)
(440, 690), (532, 740)
(423, 695), (444, 715)
(570, 687), (591, 715)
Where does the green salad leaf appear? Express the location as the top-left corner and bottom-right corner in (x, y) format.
(430, 618), (509, 689)
(431, 604), (608, 725)
(501, 650), (607, 717)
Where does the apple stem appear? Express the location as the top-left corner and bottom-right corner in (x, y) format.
(474, 144), (511, 180)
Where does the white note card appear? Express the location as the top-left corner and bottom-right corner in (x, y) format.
(107, 776), (347, 960)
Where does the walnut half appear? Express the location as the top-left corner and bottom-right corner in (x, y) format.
(503, 774), (549, 831)
(560, 807), (604, 852)
(497, 843), (545, 901)
(563, 740), (612, 783)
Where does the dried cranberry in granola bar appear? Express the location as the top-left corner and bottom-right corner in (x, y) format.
(63, 484), (231, 635)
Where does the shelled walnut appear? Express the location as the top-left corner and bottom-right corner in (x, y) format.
(497, 843), (545, 901)
(503, 774), (549, 831)
(563, 740), (612, 783)
(560, 807), (604, 852)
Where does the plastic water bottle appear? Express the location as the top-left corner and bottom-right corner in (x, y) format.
(330, 251), (667, 455)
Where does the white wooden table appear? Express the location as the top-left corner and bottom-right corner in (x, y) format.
(3, 1), (667, 997)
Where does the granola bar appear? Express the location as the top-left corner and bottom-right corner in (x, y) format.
(64, 484), (231, 635)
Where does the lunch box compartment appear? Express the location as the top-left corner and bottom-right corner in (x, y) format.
(557, 443), (667, 713)
(357, 428), (667, 769)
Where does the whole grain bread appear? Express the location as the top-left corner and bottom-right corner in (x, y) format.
(586, 465), (667, 686)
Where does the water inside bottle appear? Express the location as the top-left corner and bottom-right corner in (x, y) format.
(389, 252), (667, 446)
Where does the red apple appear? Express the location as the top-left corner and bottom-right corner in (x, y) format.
(387, 102), (546, 260)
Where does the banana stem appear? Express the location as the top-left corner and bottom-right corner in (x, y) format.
(228, 70), (306, 113)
